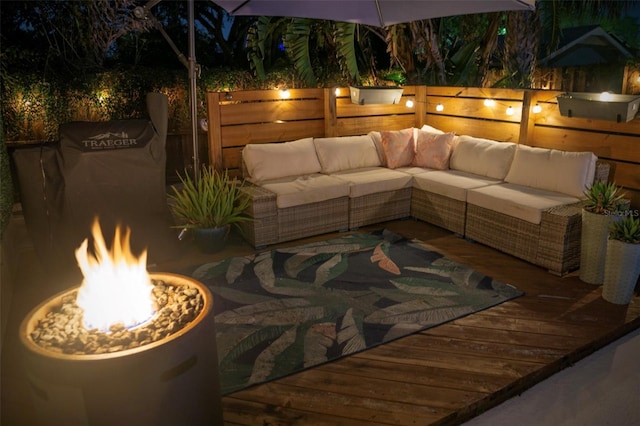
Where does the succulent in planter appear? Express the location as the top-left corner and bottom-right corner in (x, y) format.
(602, 215), (640, 304)
(583, 181), (626, 215)
(168, 166), (252, 252)
(580, 181), (628, 285)
(609, 215), (640, 244)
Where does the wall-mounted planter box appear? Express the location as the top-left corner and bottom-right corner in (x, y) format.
(349, 86), (404, 105)
(557, 92), (640, 123)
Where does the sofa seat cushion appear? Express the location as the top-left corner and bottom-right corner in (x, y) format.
(314, 135), (381, 173)
(450, 135), (517, 180)
(331, 167), (413, 198)
(413, 170), (502, 202)
(260, 174), (350, 209)
(505, 144), (597, 198)
(467, 183), (581, 224)
(243, 138), (321, 182)
(395, 166), (435, 175)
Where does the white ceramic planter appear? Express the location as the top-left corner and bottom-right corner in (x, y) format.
(602, 239), (640, 304)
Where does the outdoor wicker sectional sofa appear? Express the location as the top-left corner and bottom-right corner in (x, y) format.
(238, 125), (607, 275)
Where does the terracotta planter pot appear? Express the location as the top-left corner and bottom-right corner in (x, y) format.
(580, 209), (621, 284)
(602, 240), (640, 304)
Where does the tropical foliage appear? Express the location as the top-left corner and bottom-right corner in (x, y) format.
(609, 216), (640, 244)
(168, 166), (252, 229)
(583, 181), (627, 215)
(1, 0), (638, 141)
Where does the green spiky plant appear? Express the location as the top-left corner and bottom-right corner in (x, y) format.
(609, 216), (640, 244)
(583, 181), (626, 215)
(168, 167), (252, 230)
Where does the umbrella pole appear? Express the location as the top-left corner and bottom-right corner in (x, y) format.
(188, 0), (199, 176)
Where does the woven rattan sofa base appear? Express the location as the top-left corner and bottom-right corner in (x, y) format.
(465, 204), (540, 267)
(465, 202), (585, 275)
(411, 188), (466, 235)
(348, 188), (412, 229)
(536, 201), (585, 275)
(238, 183), (279, 248)
(277, 197), (349, 243)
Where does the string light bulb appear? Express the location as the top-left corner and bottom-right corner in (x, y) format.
(484, 99), (496, 107)
(506, 106), (514, 116)
(436, 103), (444, 112)
(532, 104), (542, 114)
(335, 88), (341, 96)
(280, 88), (291, 99)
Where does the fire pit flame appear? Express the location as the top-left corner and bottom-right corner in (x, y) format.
(75, 219), (155, 332)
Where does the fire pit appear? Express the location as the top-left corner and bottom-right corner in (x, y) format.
(19, 220), (223, 426)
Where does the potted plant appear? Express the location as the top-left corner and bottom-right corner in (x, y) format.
(580, 181), (627, 284)
(602, 215), (640, 304)
(168, 166), (252, 253)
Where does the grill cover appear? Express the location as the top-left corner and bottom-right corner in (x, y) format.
(12, 93), (181, 284)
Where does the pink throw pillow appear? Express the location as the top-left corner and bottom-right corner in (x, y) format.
(380, 128), (415, 169)
(413, 131), (456, 170)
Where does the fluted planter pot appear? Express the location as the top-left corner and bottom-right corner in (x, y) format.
(602, 239), (640, 304)
(580, 209), (621, 284)
(193, 225), (230, 253)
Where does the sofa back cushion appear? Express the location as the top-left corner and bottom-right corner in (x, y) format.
(420, 124), (445, 134)
(380, 128), (415, 169)
(243, 137), (321, 182)
(314, 135), (381, 173)
(505, 144), (597, 198)
(450, 135), (516, 179)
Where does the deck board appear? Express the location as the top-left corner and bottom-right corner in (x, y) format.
(2, 216), (638, 426)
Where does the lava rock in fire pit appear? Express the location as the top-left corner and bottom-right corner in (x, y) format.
(30, 279), (204, 355)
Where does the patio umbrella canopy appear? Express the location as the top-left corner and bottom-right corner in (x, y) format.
(212, 0), (536, 27)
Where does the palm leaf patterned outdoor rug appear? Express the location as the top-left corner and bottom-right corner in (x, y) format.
(188, 229), (523, 395)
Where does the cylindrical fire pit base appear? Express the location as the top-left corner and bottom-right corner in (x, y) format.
(20, 273), (223, 426)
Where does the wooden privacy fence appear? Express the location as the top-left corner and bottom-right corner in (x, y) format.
(206, 86), (640, 208)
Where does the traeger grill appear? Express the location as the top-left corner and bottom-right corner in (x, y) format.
(12, 93), (181, 285)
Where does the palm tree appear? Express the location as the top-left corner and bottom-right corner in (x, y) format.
(247, 17), (368, 86)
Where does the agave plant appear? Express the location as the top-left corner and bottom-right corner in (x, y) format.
(609, 216), (640, 244)
(583, 181), (626, 215)
(168, 166), (252, 230)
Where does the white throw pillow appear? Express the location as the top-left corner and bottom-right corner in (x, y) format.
(505, 144), (597, 198)
(420, 124), (445, 134)
(314, 135), (381, 173)
(243, 137), (321, 182)
(450, 135), (517, 180)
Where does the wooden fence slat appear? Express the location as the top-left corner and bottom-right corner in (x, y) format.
(426, 115), (521, 142)
(334, 115), (416, 136)
(220, 120), (325, 147)
(220, 99), (324, 125)
(425, 97), (522, 123)
(531, 126), (640, 163)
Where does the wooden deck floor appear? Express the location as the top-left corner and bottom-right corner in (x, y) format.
(2, 214), (639, 425)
